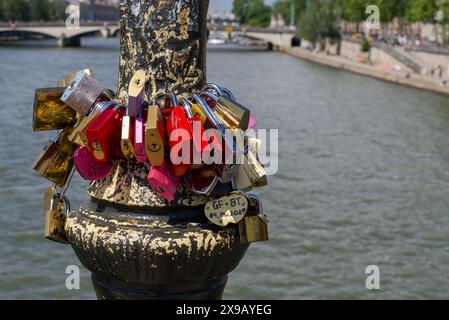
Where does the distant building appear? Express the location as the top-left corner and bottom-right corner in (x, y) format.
(52, 0), (119, 21)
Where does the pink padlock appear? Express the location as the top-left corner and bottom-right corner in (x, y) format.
(248, 115), (257, 129)
(74, 146), (113, 181)
(134, 114), (147, 163)
(147, 160), (180, 202)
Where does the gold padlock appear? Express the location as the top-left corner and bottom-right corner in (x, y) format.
(33, 88), (78, 131)
(238, 194), (269, 244)
(121, 101), (135, 158)
(44, 193), (70, 244)
(234, 137), (267, 190)
(202, 85), (250, 130)
(145, 103), (165, 166)
(44, 168), (75, 244)
(32, 129), (76, 187)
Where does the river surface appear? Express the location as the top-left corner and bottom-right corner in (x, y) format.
(2, 37), (449, 299)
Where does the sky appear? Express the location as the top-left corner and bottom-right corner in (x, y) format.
(209, 0), (276, 12)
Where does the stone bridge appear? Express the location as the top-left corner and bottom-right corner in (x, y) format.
(0, 22), (120, 47)
(0, 22), (297, 49)
(208, 25), (297, 49)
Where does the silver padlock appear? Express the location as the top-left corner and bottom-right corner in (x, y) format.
(61, 71), (106, 115)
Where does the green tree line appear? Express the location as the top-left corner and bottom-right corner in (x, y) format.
(0, 0), (67, 22)
(265, 0), (449, 45)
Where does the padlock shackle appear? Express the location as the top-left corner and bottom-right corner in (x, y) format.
(180, 98), (194, 118)
(200, 91), (219, 102)
(202, 83), (223, 96)
(49, 193), (71, 213)
(221, 87), (236, 101)
(165, 93), (179, 109)
(191, 94), (223, 130)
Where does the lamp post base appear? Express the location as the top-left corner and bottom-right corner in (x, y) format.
(65, 200), (249, 300)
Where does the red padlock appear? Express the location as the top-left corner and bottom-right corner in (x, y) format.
(180, 98), (209, 169)
(86, 103), (124, 163)
(165, 94), (192, 177)
(147, 160), (180, 202)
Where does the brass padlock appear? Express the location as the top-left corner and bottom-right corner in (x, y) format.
(202, 85), (250, 131)
(57, 68), (93, 87)
(121, 103), (135, 159)
(44, 168), (75, 244)
(32, 130), (76, 187)
(145, 102), (166, 166)
(238, 194), (269, 244)
(234, 137), (267, 190)
(44, 193), (70, 244)
(33, 87), (78, 131)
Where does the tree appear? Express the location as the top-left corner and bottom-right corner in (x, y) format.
(30, 0), (50, 21)
(233, 0), (272, 27)
(405, 0), (437, 22)
(297, 0), (342, 45)
(0, 0), (4, 21)
(342, 0), (366, 23)
(48, 1), (67, 21)
(2, 0), (30, 21)
(273, 0), (302, 26)
(373, 0), (407, 23)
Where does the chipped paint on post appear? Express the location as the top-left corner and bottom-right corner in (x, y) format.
(88, 0), (209, 208)
(65, 1), (250, 300)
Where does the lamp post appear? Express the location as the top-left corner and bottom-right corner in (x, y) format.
(65, 0), (250, 300)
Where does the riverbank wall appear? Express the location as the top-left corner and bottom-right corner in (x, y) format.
(280, 45), (449, 97)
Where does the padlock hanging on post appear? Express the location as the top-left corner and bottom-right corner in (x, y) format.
(165, 94), (192, 177)
(192, 94), (238, 183)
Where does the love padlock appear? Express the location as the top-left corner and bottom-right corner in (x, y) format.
(86, 102), (124, 163)
(121, 102), (135, 159)
(204, 193), (249, 227)
(180, 98), (209, 168)
(74, 146), (113, 181)
(165, 94), (192, 177)
(192, 94), (238, 183)
(32, 129), (76, 187)
(147, 160), (180, 202)
(202, 84), (250, 131)
(236, 193), (269, 244)
(134, 109), (147, 163)
(145, 101), (166, 166)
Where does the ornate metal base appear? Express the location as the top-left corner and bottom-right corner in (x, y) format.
(65, 200), (249, 300)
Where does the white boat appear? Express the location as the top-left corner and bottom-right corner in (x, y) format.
(208, 37), (227, 45)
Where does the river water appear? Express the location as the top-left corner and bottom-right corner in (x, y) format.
(2, 37), (449, 299)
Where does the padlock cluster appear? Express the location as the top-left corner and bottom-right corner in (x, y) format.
(33, 69), (269, 244)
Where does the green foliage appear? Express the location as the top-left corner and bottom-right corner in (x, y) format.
(30, 0), (50, 21)
(405, 0), (437, 22)
(273, 0), (302, 26)
(48, 1), (66, 21)
(0, 0), (66, 22)
(360, 37), (371, 52)
(0, 0), (4, 20)
(233, 0), (273, 27)
(342, 0), (366, 22)
(297, 0), (342, 44)
(2, 0), (30, 22)
(370, 0), (407, 22)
